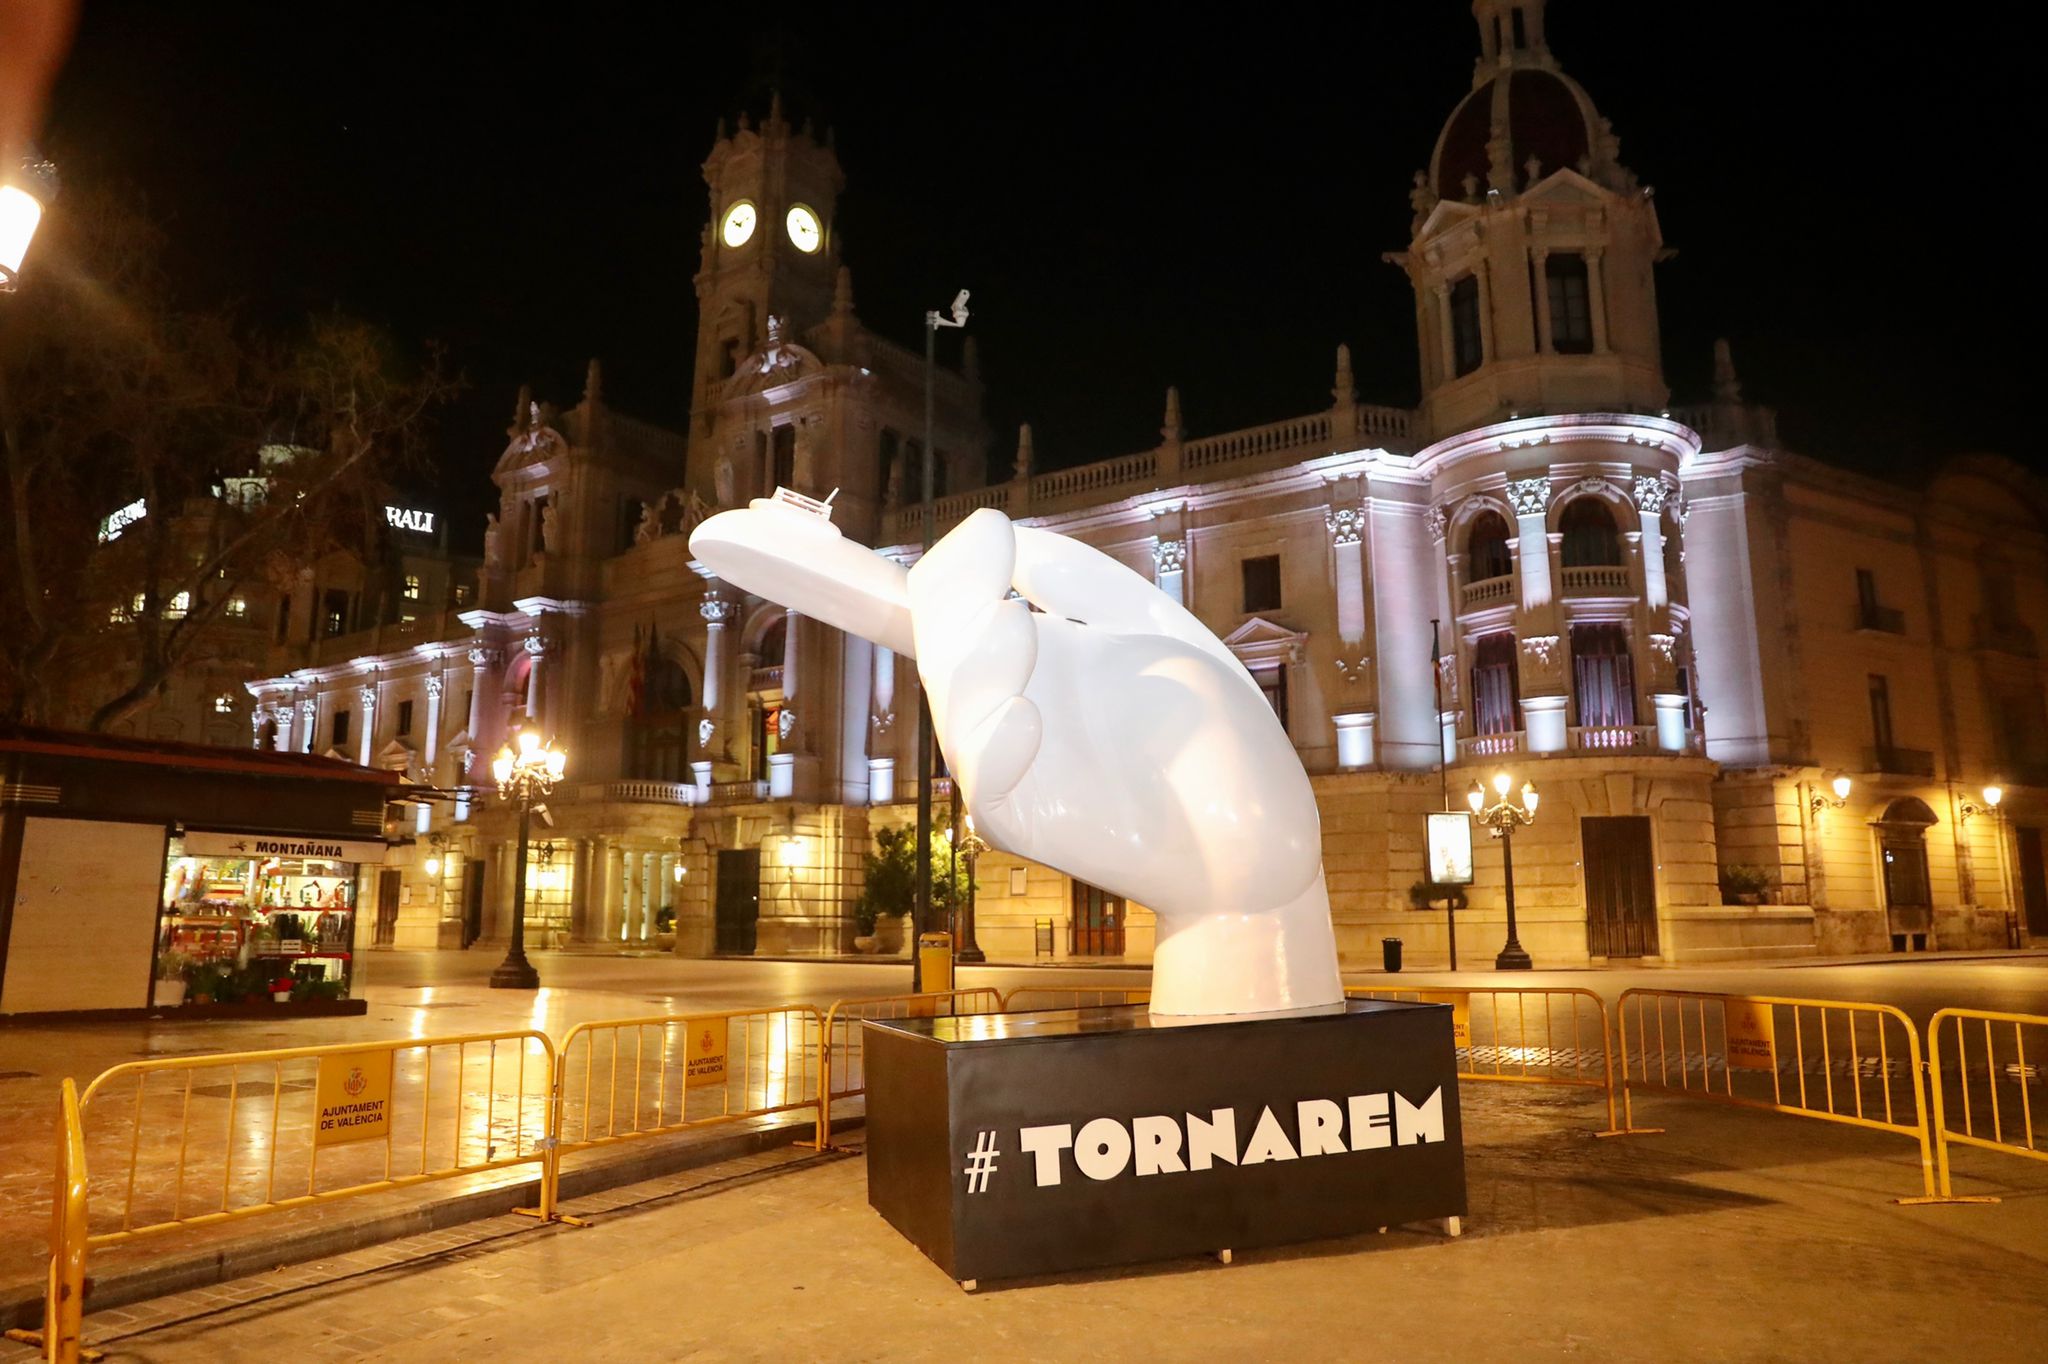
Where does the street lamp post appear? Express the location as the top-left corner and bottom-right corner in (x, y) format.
(489, 728), (565, 990)
(1469, 771), (1539, 971)
(956, 815), (989, 964)
(912, 288), (970, 989)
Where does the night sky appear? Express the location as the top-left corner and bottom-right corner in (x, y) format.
(41, 3), (2033, 548)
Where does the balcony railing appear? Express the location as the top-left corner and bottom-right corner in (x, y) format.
(1972, 615), (2037, 657)
(1460, 575), (1514, 611)
(1867, 745), (1936, 777)
(1570, 724), (1657, 751)
(707, 779), (770, 804)
(574, 780), (698, 806)
(1458, 731), (1525, 759)
(1560, 565), (1631, 595)
(1855, 604), (1906, 635)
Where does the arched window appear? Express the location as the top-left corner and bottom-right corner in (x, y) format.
(1570, 623), (1636, 729)
(628, 655), (694, 782)
(1470, 632), (1520, 736)
(1877, 797), (1937, 951)
(1559, 497), (1621, 567)
(1467, 511), (1513, 582)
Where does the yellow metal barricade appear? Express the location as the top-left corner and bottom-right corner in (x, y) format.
(1613, 988), (1934, 1198)
(1002, 986), (1151, 1011)
(1917, 1007), (2048, 1203)
(3, 1079), (90, 1363)
(547, 1006), (826, 1196)
(25, 1029), (554, 1363)
(1348, 986), (1621, 1132)
(816, 988), (1006, 1149)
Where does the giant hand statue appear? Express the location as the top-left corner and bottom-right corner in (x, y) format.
(689, 491), (1344, 1018)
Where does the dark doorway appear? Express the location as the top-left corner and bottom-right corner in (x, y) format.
(2017, 826), (2048, 939)
(375, 869), (401, 946)
(1878, 797), (1937, 950)
(1070, 880), (1125, 956)
(462, 860), (485, 948)
(715, 848), (761, 955)
(1582, 816), (1658, 957)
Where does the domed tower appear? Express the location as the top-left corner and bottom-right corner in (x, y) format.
(1395, 0), (1668, 441)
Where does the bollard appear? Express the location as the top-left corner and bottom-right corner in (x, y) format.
(1382, 937), (1403, 973)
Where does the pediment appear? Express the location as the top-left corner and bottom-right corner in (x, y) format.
(1222, 616), (1307, 667)
(1413, 197), (1480, 243)
(493, 401), (571, 477)
(724, 338), (825, 398)
(1518, 166), (1611, 206)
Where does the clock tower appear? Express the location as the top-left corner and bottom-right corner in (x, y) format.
(690, 95), (845, 418)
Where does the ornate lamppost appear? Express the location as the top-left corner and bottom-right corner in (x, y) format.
(956, 815), (989, 964)
(488, 728), (564, 990)
(0, 151), (57, 293)
(1468, 771), (1539, 971)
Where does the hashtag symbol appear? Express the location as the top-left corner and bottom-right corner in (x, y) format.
(963, 1130), (1000, 1193)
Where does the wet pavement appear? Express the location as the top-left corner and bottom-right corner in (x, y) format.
(1, 949), (2043, 1323)
(5, 1080), (2041, 1362)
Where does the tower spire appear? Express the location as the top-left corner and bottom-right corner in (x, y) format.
(1013, 423), (1034, 481)
(1162, 386), (1184, 443)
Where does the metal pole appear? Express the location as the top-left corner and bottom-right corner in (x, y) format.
(490, 793), (540, 988)
(912, 314), (937, 989)
(960, 846), (985, 963)
(1431, 618), (1456, 971)
(1495, 821), (1532, 971)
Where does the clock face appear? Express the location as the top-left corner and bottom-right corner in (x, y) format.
(785, 204), (822, 254)
(721, 201), (757, 248)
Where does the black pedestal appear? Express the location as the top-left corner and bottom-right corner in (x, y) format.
(864, 998), (1466, 1284)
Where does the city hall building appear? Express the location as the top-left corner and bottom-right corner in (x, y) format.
(241, 0), (2048, 967)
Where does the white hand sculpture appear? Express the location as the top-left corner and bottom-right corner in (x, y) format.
(690, 497), (1344, 1018)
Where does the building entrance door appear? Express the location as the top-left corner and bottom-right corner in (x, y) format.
(1070, 880), (1125, 956)
(1582, 815), (1658, 958)
(1878, 797), (1937, 950)
(374, 869), (401, 946)
(461, 860), (485, 948)
(715, 849), (761, 955)
(2017, 826), (2048, 939)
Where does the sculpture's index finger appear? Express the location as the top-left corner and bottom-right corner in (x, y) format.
(1010, 525), (1255, 692)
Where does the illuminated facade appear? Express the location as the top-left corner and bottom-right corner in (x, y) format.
(245, 2), (2047, 964)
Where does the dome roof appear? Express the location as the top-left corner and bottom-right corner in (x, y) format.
(1431, 67), (1595, 200)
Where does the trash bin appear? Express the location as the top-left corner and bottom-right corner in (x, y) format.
(918, 932), (955, 994)
(1382, 937), (1403, 973)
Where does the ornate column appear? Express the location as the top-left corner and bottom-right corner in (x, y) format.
(521, 635), (546, 729)
(1531, 247), (1554, 354)
(299, 697), (317, 754)
(249, 706), (270, 751)
(1633, 476), (1670, 611)
(1507, 477), (1554, 610)
(1152, 537), (1187, 607)
(357, 682), (377, 767)
(1432, 282), (1455, 385)
(1327, 500), (1374, 769)
(1585, 248), (1610, 355)
(423, 673), (445, 775)
(869, 647), (897, 804)
(698, 597), (735, 784)
(619, 843), (639, 942)
(780, 607), (802, 746)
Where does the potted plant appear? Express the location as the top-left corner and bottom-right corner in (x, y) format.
(268, 974), (295, 1005)
(851, 897), (882, 954)
(1720, 863), (1773, 906)
(154, 950), (194, 1008)
(186, 960), (227, 1005)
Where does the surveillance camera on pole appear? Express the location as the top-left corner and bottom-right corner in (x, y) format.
(928, 288), (970, 331)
